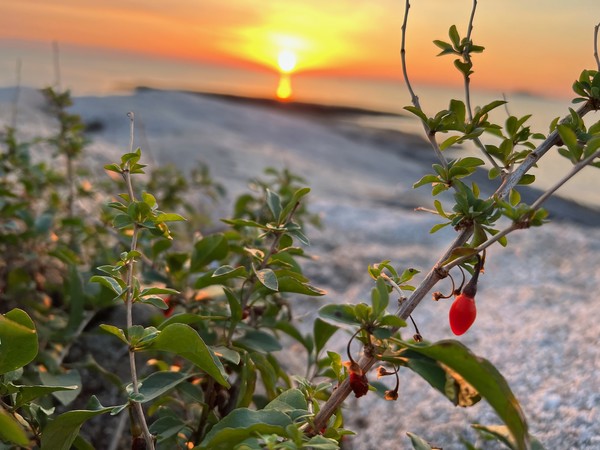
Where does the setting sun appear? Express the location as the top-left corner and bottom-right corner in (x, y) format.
(277, 49), (297, 73)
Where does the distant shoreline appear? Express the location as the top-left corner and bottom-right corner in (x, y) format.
(135, 86), (406, 119)
(135, 87), (600, 228)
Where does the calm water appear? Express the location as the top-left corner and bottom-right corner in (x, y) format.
(1, 39), (599, 209)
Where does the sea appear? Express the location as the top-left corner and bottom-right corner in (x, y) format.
(1, 39), (599, 210)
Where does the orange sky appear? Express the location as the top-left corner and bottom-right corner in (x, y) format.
(1, 0), (599, 97)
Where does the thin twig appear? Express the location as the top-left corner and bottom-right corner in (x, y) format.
(461, 0), (501, 170)
(529, 147), (600, 211)
(123, 112), (154, 450)
(463, 0), (478, 122)
(446, 145), (600, 270)
(497, 101), (595, 199)
(594, 23), (600, 71)
(400, 0), (448, 168)
(400, 0), (419, 110)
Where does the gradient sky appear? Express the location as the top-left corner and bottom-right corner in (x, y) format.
(1, 0), (599, 97)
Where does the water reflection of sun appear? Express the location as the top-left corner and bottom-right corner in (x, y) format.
(276, 49), (296, 101)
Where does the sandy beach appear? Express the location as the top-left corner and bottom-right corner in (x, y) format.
(2, 86), (599, 449)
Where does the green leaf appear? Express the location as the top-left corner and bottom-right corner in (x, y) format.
(0, 309), (38, 374)
(0, 408), (29, 446)
(406, 431), (434, 450)
(477, 100), (507, 117)
(509, 189), (521, 206)
(439, 135), (462, 151)
(254, 267), (278, 291)
(455, 157), (485, 168)
(11, 383), (77, 408)
(277, 276), (326, 296)
(266, 189), (282, 222)
(39, 370), (82, 406)
(103, 163), (122, 173)
(40, 406), (113, 450)
(98, 324), (128, 345)
(371, 277), (389, 317)
(236, 330), (282, 353)
(212, 346), (241, 365)
(517, 174), (535, 185)
(404, 106), (429, 123)
(221, 218), (267, 229)
(112, 213), (133, 229)
(472, 424), (547, 450)
(194, 266), (247, 289)
(197, 408), (291, 449)
(275, 321), (309, 350)
(139, 296), (169, 310)
(398, 340), (529, 450)
(224, 288), (242, 323)
(213, 265), (242, 277)
(430, 222), (451, 234)
(557, 124), (580, 153)
(140, 287), (179, 297)
(378, 315), (407, 328)
(454, 59), (473, 77)
(433, 200), (448, 218)
(313, 319), (339, 355)
(135, 371), (189, 403)
(190, 234), (229, 272)
(279, 187), (311, 221)
(413, 174), (440, 189)
(266, 388), (308, 412)
(154, 212), (187, 222)
(433, 39), (456, 56)
(65, 266), (85, 337)
(319, 304), (361, 326)
(448, 25), (461, 48)
(90, 275), (124, 297)
(150, 416), (187, 443)
(146, 324), (229, 387)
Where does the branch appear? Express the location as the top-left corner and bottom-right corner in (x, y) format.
(594, 23), (600, 72)
(400, 0), (448, 168)
(123, 112), (154, 450)
(462, 0), (501, 170)
(463, 0), (478, 121)
(497, 101), (595, 200)
(311, 97), (599, 439)
(529, 146), (600, 211)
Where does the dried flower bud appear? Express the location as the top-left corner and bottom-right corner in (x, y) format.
(376, 366), (390, 379)
(343, 360), (362, 375)
(384, 389), (399, 401)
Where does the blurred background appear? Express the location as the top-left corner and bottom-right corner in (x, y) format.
(1, 0), (599, 207)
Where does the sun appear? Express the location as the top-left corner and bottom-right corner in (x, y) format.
(277, 49), (297, 73)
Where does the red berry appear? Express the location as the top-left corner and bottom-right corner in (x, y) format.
(449, 293), (477, 335)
